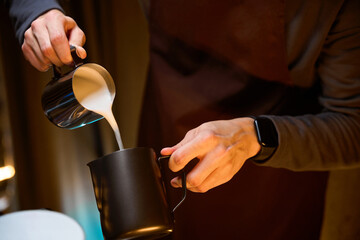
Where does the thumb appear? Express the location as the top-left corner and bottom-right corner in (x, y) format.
(71, 44), (87, 59)
(67, 24), (87, 59)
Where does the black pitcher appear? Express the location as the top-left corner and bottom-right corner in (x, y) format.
(87, 147), (186, 240)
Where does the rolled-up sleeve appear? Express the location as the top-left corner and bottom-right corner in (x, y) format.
(4, 0), (63, 44)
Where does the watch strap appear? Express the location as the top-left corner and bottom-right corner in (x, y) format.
(249, 116), (278, 162)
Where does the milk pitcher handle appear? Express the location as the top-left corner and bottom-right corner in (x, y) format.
(158, 155), (187, 213)
(52, 45), (84, 79)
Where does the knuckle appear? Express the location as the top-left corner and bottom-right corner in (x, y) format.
(21, 43), (29, 53)
(75, 29), (87, 46)
(64, 15), (75, 23)
(216, 144), (228, 156)
(195, 185), (208, 193)
(50, 33), (66, 45)
(23, 29), (32, 40)
(220, 176), (232, 187)
(82, 33), (86, 44)
(224, 175), (233, 184)
(21, 45), (31, 62)
(170, 153), (184, 169)
(40, 45), (53, 58)
(78, 28), (85, 38)
(30, 20), (40, 30)
(184, 129), (195, 138)
(46, 10), (62, 20)
(222, 165), (236, 182)
(172, 153), (183, 166)
(201, 130), (217, 143)
(30, 19), (45, 32)
(187, 176), (201, 188)
(47, 10), (58, 18)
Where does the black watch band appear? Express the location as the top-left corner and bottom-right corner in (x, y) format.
(249, 116), (278, 162)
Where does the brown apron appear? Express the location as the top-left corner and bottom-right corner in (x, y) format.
(138, 1), (328, 239)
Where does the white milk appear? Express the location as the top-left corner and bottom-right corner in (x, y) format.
(72, 64), (124, 150)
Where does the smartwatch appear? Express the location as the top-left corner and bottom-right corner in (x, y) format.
(249, 116), (278, 162)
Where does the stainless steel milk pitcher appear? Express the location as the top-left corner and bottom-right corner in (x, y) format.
(41, 46), (114, 129)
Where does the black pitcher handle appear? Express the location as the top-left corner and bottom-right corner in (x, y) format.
(70, 45), (84, 67)
(158, 155), (187, 213)
(52, 45), (84, 78)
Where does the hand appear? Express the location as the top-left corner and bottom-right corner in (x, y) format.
(22, 9), (87, 71)
(161, 117), (261, 193)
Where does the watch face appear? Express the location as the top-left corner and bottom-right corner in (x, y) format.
(254, 117), (278, 148)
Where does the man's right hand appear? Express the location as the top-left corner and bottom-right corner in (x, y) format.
(22, 9), (87, 71)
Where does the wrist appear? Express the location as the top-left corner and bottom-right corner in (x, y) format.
(231, 117), (261, 160)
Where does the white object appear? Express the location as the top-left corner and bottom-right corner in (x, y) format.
(0, 209), (85, 240)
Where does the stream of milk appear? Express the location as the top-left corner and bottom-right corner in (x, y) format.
(73, 64), (124, 150)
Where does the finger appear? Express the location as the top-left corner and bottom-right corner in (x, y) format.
(30, 19), (63, 66)
(189, 154), (246, 193)
(162, 134), (194, 169)
(184, 145), (226, 189)
(160, 147), (176, 156)
(171, 168), (219, 192)
(161, 135), (190, 156)
(161, 128), (194, 155)
(169, 131), (217, 172)
(187, 169), (219, 193)
(68, 25), (87, 59)
(170, 176), (182, 188)
(22, 43), (50, 72)
(188, 167), (230, 193)
(47, 18), (72, 64)
(169, 138), (209, 173)
(22, 30), (53, 71)
(73, 45), (87, 59)
(170, 148), (233, 191)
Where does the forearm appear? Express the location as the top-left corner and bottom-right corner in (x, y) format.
(258, 113), (360, 171)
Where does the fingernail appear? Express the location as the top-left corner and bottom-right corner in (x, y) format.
(43, 64), (52, 72)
